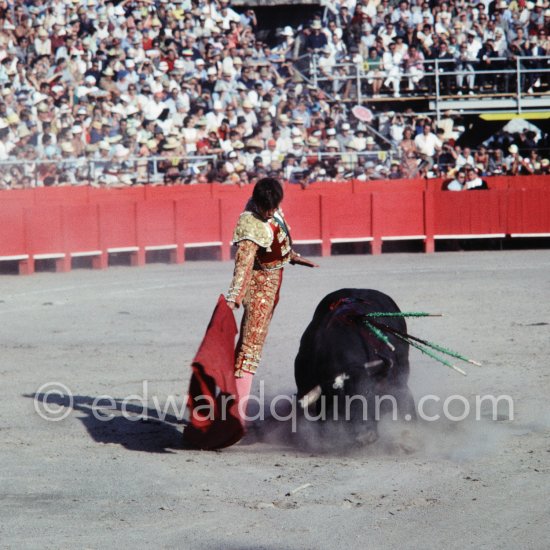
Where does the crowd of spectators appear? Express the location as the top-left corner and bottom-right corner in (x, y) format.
(0, 0), (548, 189)
(314, 0), (549, 98)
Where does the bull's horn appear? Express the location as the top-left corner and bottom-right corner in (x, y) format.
(364, 360), (384, 369)
(299, 385), (322, 409)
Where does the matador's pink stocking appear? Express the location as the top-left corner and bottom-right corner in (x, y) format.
(235, 372), (253, 423)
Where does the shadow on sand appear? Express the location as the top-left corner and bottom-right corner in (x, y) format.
(24, 392), (412, 455)
(25, 393), (185, 454)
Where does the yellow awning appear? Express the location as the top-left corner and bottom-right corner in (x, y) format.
(480, 112), (550, 121)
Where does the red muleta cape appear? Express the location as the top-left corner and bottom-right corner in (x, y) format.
(182, 295), (244, 450)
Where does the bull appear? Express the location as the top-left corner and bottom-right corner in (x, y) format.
(294, 288), (416, 445)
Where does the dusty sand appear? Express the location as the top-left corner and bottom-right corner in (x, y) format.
(1, 250), (549, 549)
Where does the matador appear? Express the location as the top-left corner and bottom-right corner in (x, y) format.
(225, 178), (317, 415)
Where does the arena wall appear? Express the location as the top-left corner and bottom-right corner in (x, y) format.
(1, 176), (549, 274)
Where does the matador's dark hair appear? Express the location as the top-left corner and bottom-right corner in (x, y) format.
(252, 177), (284, 211)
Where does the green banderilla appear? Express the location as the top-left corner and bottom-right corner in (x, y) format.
(391, 330), (467, 376)
(365, 312), (443, 318)
(363, 320), (395, 352)
(372, 319), (482, 368)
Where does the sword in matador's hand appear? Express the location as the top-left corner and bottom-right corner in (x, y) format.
(290, 251), (319, 268)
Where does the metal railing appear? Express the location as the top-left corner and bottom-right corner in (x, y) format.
(0, 155), (217, 188)
(300, 54), (550, 120)
(1, 149), (548, 189)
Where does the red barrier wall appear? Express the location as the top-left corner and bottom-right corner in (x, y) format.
(433, 191), (507, 236)
(507, 189), (550, 235)
(372, 191), (425, 238)
(325, 193), (372, 240)
(1, 176), (549, 274)
(283, 194), (323, 242)
(98, 202), (138, 250)
(357, 178), (428, 193)
(34, 186), (90, 204)
(175, 197), (221, 246)
(63, 204), (101, 253)
(0, 204), (26, 256)
(25, 205), (65, 256)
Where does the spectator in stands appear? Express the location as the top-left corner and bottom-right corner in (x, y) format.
(488, 148), (507, 175)
(474, 145), (491, 173)
(382, 42), (403, 97)
(435, 41), (455, 94)
(0, 0), (546, 189)
(0, 119), (12, 160)
(464, 166), (489, 190)
(305, 20), (328, 53)
(445, 169), (467, 191)
(399, 125), (417, 157)
(505, 144), (524, 175)
(477, 39), (500, 89)
(414, 122), (442, 174)
(403, 45), (425, 91)
(365, 47), (384, 97)
(455, 31), (481, 94)
(388, 161), (404, 180)
(437, 142), (458, 175)
(456, 146), (475, 169)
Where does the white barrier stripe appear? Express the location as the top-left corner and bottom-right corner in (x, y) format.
(33, 253), (65, 260)
(381, 235), (426, 241)
(144, 245), (178, 251)
(434, 234), (506, 239)
(107, 247), (139, 253)
(0, 255), (29, 261)
(70, 251), (102, 257)
(330, 237), (374, 243)
(184, 242), (222, 248)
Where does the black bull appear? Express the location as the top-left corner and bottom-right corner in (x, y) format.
(294, 289), (416, 443)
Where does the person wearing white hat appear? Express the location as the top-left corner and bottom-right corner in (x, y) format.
(275, 113), (291, 139)
(337, 122), (353, 149)
(34, 28), (52, 56)
(59, 142), (79, 184)
(288, 135), (306, 158)
(325, 138), (340, 152)
(214, 67), (237, 102)
(16, 124), (32, 145)
(334, 135), (356, 172)
(237, 98), (257, 137)
(272, 26), (295, 59)
(193, 57), (207, 78)
(122, 59), (139, 86)
(205, 99), (225, 132)
(505, 143), (523, 175)
(317, 45), (336, 81)
(305, 19), (328, 52)
(71, 124), (86, 157)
